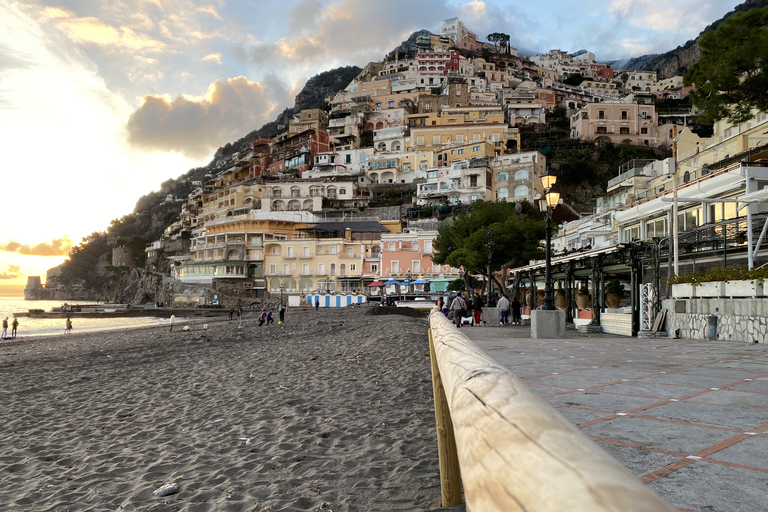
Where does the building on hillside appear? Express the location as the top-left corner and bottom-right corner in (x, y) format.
(365, 149), (434, 184)
(623, 71), (657, 94)
(263, 178), (368, 211)
(289, 108), (329, 135)
(266, 129), (331, 176)
(406, 106), (512, 153)
(415, 157), (492, 205)
(440, 17), (479, 52)
(379, 229), (460, 292)
(570, 102), (658, 146)
(491, 151), (545, 204)
(263, 220), (391, 295)
(308, 148), (374, 178)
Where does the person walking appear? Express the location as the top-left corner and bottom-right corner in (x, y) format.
(472, 293), (484, 326)
(498, 295), (510, 325)
(64, 317), (73, 334)
(266, 308), (274, 326)
(169, 314), (175, 332)
(450, 293), (467, 328)
(1, 317), (7, 338)
(315, 298), (319, 311)
(511, 296), (522, 325)
(279, 303), (286, 324)
(11, 318), (19, 338)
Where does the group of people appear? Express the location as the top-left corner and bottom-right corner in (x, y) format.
(2, 316), (19, 339)
(258, 303), (287, 326)
(445, 292), (523, 328)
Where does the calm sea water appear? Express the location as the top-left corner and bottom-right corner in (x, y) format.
(0, 297), (165, 339)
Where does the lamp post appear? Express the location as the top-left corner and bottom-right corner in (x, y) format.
(538, 170), (560, 311)
(279, 283), (284, 307)
(486, 229), (496, 302)
(405, 270), (412, 294)
(324, 278), (331, 294)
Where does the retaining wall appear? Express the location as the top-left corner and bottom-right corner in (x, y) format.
(662, 298), (768, 343)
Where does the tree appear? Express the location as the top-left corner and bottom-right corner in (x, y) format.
(685, 6), (768, 125)
(432, 201), (546, 292)
(486, 32), (510, 53)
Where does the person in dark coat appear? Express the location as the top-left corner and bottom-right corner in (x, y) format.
(511, 297), (522, 325)
(472, 293), (484, 326)
(279, 304), (286, 323)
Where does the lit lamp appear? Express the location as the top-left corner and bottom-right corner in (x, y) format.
(538, 170), (560, 311)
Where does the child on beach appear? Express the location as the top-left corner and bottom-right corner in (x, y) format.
(258, 309), (267, 326)
(266, 309), (274, 326)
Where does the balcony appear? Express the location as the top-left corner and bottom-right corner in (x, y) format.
(340, 253), (359, 259)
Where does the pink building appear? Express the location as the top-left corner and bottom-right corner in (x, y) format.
(380, 230), (459, 293)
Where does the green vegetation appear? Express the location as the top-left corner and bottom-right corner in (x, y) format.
(606, 279), (625, 295)
(433, 201), (546, 281)
(685, 6), (768, 125)
(670, 266), (768, 285)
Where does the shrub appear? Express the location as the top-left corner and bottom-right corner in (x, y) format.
(669, 266), (768, 286)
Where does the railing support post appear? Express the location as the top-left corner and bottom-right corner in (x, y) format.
(428, 328), (462, 507)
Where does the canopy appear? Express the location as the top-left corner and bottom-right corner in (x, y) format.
(413, 279), (430, 284)
(383, 280), (400, 285)
(367, 281), (384, 287)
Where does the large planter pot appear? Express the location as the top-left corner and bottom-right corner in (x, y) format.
(554, 293), (566, 308)
(696, 281), (726, 298)
(724, 279), (765, 298)
(576, 292), (592, 309)
(672, 283), (695, 298)
(605, 292), (622, 309)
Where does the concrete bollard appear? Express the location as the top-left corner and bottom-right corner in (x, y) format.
(706, 315), (718, 340)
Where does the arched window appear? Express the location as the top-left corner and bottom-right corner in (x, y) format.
(497, 187), (509, 199)
(497, 172), (508, 181)
(514, 169), (529, 180)
(683, 171), (691, 183)
(514, 185), (529, 197)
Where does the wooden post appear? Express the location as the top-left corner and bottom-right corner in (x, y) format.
(428, 327), (462, 507)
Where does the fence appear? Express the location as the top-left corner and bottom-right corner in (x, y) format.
(427, 309), (675, 511)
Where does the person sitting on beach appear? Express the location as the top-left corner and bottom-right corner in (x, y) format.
(258, 309), (267, 326)
(266, 308), (274, 326)
(1, 317), (7, 338)
(11, 318), (19, 338)
(64, 317), (73, 334)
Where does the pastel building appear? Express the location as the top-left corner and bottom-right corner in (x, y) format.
(570, 102), (658, 146)
(380, 229), (460, 292)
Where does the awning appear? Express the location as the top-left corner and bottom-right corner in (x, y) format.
(368, 281), (384, 287)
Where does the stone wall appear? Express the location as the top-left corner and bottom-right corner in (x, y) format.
(662, 298), (767, 344)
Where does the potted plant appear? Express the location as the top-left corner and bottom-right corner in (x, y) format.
(555, 288), (566, 308)
(605, 280), (624, 309)
(576, 286), (591, 309)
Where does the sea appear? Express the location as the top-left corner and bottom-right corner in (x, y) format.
(0, 297), (166, 339)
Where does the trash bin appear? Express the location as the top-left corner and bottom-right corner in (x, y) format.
(706, 315), (717, 340)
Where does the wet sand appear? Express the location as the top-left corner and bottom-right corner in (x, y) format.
(0, 306), (462, 511)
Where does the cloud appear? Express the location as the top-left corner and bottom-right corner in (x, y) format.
(42, 6), (169, 53)
(0, 238), (73, 257)
(201, 53), (222, 63)
(197, 5), (222, 20)
(245, 0), (449, 68)
(0, 265), (23, 280)
(126, 76), (284, 157)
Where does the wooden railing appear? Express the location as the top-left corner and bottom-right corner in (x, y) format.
(427, 309), (676, 511)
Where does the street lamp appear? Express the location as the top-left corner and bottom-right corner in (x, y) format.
(325, 278), (332, 294)
(405, 270), (412, 294)
(279, 283), (284, 307)
(486, 229), (496, 302)
(538, 170), (560, 311)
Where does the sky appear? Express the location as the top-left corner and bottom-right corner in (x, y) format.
(0, 0), (744, 295)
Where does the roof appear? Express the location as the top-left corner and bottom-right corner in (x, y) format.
(301, 221), (389, 234)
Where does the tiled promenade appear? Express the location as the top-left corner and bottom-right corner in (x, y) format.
(460, 326), (768, 512)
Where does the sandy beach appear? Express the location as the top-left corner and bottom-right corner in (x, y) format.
(0, 306), (461, 512)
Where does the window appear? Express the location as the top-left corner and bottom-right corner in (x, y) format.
(271, 247), (279, 255)
(433, 135), (441, 144)
(412, 260), (421, 273)
(388, 242), (396, 251)
(514, 169), (528, 180)
(303, 246), (310, 257)
(388, 101), (394, 108)
(473, 133), (481, 141)
(302, 263), (309, 274)
(620, 127), (629, 134)
(469, 175), (478, 187)
(417, 136), (425, 146)
(596, 127), (607, 134)
(345, 154), (351, 163)
(621, 110), (628, 120)
(371, 263), (378, 273)
(391, 260), (399, 273)
(424, 240), (432, 253)
(497, 187), (509, 199)
(282, 263), (289, 275)
(330, 263), (336, 275)
(350, 264), (356, 272)
(286, 246), (294, 257)
(514, 185), (529, 197)
(598, 110), (605, 119)
(497, 172), (508, 181)
(319, 263), (325, 274)
(458, 149), (464, 154)
(339, 188), (346, 195)
(269, 263), (276, 274)
(457, 134), (464, 142)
